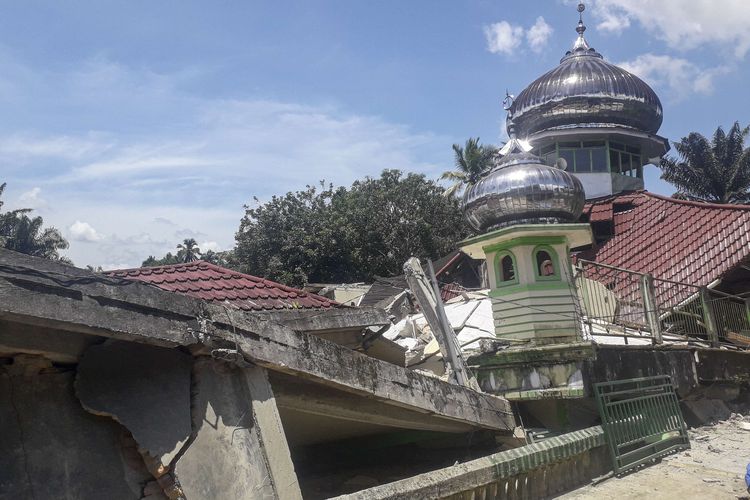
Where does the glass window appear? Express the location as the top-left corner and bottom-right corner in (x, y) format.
(591, 148), (608, 172)
(558, 149), (575, 171)
(541, 144), (556, 155)
(583, 140), (605, 147)
(543, 153), (557, 166)
(621, 153), (632, 175)
(575, 149), (591, 172)
(626, 145), (641, 154)
(559, 141), (580, 148)
(500, 255), (515, 282)
(610, 142), (625, 151)
(609, 149), (621, 173)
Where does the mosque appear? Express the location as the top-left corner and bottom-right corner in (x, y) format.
(442, 2), (750, 401)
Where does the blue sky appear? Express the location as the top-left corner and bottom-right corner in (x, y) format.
(1, 0), (749, 268)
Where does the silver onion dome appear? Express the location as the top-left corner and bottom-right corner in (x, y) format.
(509, 4), (663, 138)
(462, 131), (585, 232)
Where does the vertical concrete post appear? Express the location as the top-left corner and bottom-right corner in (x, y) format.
(174, 358), (302, 500)
(243, 365), (303, 500)
(699, 287), (720, 348)
(640, 273), (662, 344)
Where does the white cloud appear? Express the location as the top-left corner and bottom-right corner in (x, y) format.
(69, 221), (104, 242)
(18, 187), (47, 209)
(618, 53), (731, 100)
(526, 17), (553, 53)
(484, 22), (525, 55)
(485, 17), (553, 56)
(591, 0), (750, 57)
(0, 56), (448, 268)
(200, 241), (221, 253)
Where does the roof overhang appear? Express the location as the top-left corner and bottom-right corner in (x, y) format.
(460, 223), (593, 259)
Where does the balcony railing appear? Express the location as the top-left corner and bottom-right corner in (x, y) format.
(574, 259), (750, 348)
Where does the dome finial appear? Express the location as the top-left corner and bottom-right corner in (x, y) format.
(573, 2), (590, 50)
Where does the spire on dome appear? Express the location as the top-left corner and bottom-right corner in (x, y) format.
(500, 91), (531, 156)
(572, 2), (590, 51)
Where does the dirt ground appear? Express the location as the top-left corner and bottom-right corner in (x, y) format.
(559, 413), (750, 499)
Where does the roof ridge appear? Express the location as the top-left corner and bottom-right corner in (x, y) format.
(643, 192), (750, 211)
(196, 262), (330, 300)
(106, 260), (205, 274)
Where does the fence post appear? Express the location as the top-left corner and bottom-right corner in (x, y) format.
(699, 287), (720, 347)
(640, 273), (662, 344)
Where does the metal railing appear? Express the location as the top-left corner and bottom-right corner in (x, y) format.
(574, 259), (750, 347)
(594, 375), (690, 475)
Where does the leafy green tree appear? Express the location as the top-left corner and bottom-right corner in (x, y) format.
(441, 138), (497, 197)
(660, 122), (750, 204)
(0, 182), (70, 262)
(141, 252), (182, 267)
(234, 170), (470, 287)
(200, 249), (232, 267)
(177, 238), (201, 262)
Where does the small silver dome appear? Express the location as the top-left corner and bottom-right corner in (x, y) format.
(462, 142), (585, 232)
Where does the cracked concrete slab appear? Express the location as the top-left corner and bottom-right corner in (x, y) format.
(0, 356), (150, 499)
(76, 340), (193, 466)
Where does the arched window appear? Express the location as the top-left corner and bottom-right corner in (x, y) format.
(495, 251), (518, 286)
(533, 245), (559, 281)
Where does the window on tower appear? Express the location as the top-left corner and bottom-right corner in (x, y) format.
(496, 251), (518, 286)
(535, 141), (643, 177)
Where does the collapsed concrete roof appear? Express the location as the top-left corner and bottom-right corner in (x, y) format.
(0, 248), (515, 433)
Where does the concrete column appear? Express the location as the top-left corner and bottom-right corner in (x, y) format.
(174, 358), (302, 500)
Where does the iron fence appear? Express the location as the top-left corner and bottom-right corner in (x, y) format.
(594, 375), (690, 475)
(574, 259), (750, 347)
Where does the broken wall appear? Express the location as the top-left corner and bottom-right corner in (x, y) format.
(0, 324), (300, 500)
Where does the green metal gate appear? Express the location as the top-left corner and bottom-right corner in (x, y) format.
(594, 375), (690, 474)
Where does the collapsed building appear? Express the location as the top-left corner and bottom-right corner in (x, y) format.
(2, 3), (750, 499)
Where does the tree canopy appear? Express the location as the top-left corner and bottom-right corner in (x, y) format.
(142, 239), (232, 267)
(441, 138), (498, 197)
(660, 122), (750, 204)
(234, 169), (470, 287)
(0, 183), (70, 262)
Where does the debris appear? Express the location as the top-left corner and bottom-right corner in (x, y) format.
(701, 478), (721, 484)
(738, 421), (750, 431)
(707, 444), (723, 453)
(693, 435), (709, 441)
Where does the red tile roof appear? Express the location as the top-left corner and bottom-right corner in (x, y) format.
(105, 261), (338, 311)
(582, 192), (750, 287)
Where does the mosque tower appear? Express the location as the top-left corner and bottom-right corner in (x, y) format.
(508, 3), (668, 199)
(454, 3), (666, 400)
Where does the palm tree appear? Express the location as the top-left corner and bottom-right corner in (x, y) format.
(177, 238), (201, 262)
(441, 138), (497, 197)
(4, 214), (69, 260)
(660, 122), (750, 204)
(0, 183), (70, 261)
